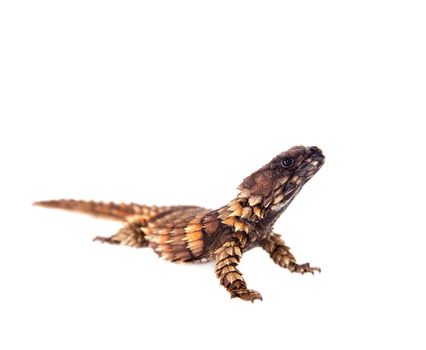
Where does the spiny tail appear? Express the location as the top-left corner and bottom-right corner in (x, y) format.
(33, 199), (144, 221)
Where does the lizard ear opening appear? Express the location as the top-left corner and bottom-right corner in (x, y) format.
(238, 169), (275, 198)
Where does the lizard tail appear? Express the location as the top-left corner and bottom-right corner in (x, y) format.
(33, 199), (143, 221)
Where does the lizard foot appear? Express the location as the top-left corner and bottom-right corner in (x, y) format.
(289, 262), (321, 275)
(93, 236), (120, 244)
(231, 289), (263, 302)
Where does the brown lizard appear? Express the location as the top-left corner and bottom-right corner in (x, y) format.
(34, 145), (325, 302)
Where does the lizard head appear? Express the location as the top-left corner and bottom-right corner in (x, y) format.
(238, 146), (325, 213)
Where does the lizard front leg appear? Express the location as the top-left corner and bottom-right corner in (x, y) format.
(260, 233), (321, 274)
(214, 239), (262, 302)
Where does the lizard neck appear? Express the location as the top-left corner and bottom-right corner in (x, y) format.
(217, 188), (298, 243)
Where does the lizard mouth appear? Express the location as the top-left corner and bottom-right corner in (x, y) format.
(300, 147), (325, 176)
(301, 158), (324, 176)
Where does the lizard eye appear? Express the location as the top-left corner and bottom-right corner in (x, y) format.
(281, 157), (294, 168)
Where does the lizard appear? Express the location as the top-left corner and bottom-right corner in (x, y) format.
(34, 145), (325, 302)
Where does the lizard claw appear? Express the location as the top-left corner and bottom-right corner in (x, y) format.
(93, 236), (120, 244)
(231, 289), (263, 302)
(290, 262), (321, 275)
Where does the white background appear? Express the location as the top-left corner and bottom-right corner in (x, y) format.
(1, 1), (425, 349)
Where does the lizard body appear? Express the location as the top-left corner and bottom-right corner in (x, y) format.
(35, 145), (325, 302)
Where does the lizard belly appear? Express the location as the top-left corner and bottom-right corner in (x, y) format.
(137, 207), (217, 262)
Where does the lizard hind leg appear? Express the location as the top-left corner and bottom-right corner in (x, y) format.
(93, 220), (148, 248)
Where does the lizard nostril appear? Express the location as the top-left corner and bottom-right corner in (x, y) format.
(309, 146), (322, 155)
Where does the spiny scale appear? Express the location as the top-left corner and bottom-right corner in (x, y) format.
(34, 145), (325, 302)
